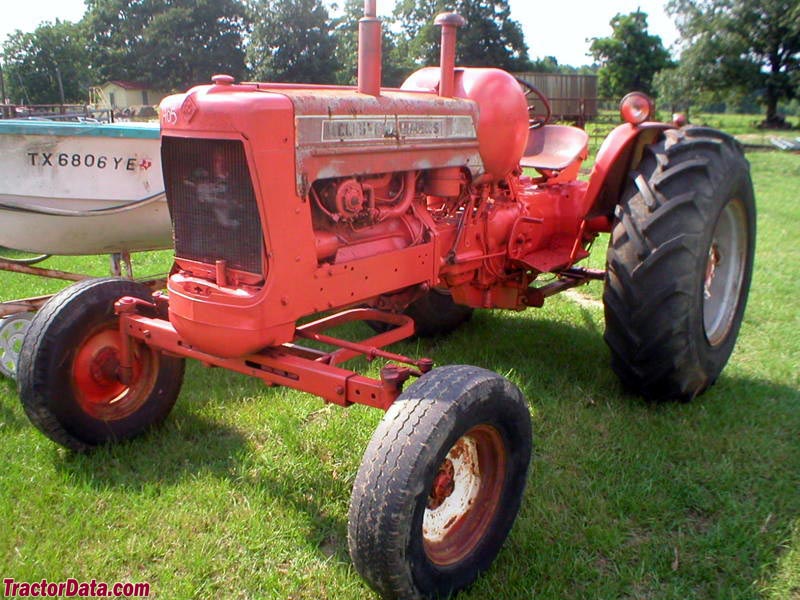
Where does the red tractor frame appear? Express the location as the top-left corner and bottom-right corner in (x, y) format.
(17, 3), (756, 598)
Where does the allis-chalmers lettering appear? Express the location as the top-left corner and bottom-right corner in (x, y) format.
(322, 117), (443, 141)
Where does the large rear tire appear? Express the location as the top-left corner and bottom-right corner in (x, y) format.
(17, 277), (185, 451)
(369, 289), (473, 338)
(404, 288), (473, 337)
(348, 365), (532, 599)
(603, 127), (755, 401)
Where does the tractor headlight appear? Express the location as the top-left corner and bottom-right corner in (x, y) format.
(619, 92), (654, 125)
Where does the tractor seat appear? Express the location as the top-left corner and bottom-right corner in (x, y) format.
(519, 124), (589, 171)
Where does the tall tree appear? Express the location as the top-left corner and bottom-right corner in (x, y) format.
(589, 11), (672, 98)
(85, 0), (247, 91)
(247, 0), (340, 83)
(667, 0), (800, 126)
(652, 65), (698, 113)
(1, 20), (90, 104)
(331, 0), (362, 84)
(393, 0), (532, 71)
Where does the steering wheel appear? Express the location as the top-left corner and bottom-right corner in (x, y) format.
(515, 78), (552, 130)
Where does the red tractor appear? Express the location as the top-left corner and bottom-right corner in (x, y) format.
(17, 3), (755, 598)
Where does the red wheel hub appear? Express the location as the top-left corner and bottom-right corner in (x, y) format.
(88, 346), (122, 384)
(72, 327), (155, 420)
(428, 459), (456, 510)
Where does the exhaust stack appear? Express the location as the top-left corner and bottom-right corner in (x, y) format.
(358, 0), (382, 96)
(434, 12), (466, 98)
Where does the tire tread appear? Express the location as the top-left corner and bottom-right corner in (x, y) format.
(602, 127), (755, 401)
(348, 365), (531, 599)
(17, 277), (184, 451)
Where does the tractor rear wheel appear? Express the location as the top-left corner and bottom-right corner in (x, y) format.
(405, 288), (473, 337)
(17, 277), (185, 451)
(348, 365), (532, 599)
(369, 288), (473, 338)
(603, 126), (755, 401)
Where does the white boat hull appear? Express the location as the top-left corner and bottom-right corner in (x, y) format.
(0, 121), (172, 255)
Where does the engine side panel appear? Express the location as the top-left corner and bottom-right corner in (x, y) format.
(277, 88), (484, 196)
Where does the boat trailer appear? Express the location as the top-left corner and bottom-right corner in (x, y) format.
(0, 252), (165, 378)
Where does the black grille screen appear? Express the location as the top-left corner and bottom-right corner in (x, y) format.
(162, 137), (263, 274)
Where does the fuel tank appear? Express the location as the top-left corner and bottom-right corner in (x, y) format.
(401, 67), (530, 180)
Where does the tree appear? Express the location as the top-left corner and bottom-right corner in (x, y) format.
(652, 66), (698, 113)
(85, 0), (248, 91)
(667, 0), (800, 126)
(1, 20), (90, 104)
(589, 11), (672, 99)
(527, 56), (560, 74)
(331, 0), (411, 87)
(247, 0), (340, 83)
(393, 0), (532, 71)
(331, 0), (362, 84)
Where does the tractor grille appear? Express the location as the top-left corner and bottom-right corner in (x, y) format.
(162, 137), (263, 274)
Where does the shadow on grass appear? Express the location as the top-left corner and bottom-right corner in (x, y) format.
(37, 307), (798, 594)
(439, 309), (800, 597)
(417, 308), (616, 403)
(53, 411), (249, 489)
(247, 438), (353, 563)
(47, 364), (354, 562)
(0, 377), (28, 431)
(49, 364), (263, 488)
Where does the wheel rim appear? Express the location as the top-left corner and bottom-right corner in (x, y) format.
(422, 424), (507, 566)
(71, 325), (158, 420)
(703, 197), (748, 346)
(0, 313), (34, 379)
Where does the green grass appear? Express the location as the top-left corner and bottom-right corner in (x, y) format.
(583, 111), (799, 155)
(681, 113), (799, 136)
(1, 151), (799, 599)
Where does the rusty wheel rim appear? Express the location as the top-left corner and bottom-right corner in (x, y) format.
(71, 325), (157, 421)
(422, 424), (507, 566)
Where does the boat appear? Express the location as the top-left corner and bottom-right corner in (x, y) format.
(0, 119), (172, 255)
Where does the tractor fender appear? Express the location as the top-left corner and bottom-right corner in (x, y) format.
(584, 122), (675, 221)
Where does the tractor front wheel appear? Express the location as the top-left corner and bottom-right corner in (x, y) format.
(603, 126), (756, 401)
(17, 278), (185, 451)
(347, 365), (532, 599)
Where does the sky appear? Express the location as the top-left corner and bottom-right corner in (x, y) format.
(0, 0), (682, 68)
(507, 0), (681, 66)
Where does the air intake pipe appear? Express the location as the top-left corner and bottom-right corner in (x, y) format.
(434, 12), (466, 97)
(358, 0), (382, 96)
